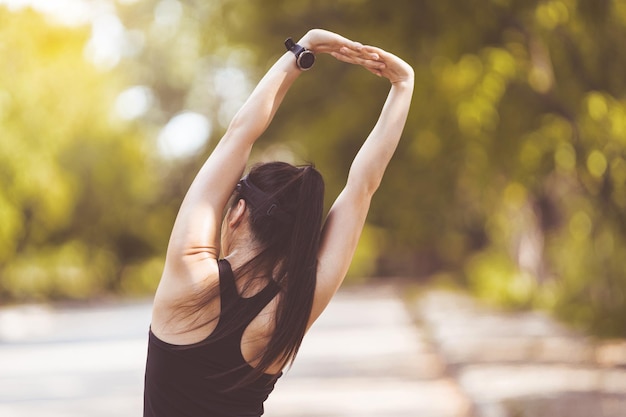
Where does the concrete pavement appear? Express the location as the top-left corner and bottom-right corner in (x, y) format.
(412, 290), (626, 417)
(0, 301), (150, 417)
(2, 286), (624, 417)
(265, 285), (471, 417)
(0, 286), (470, 417)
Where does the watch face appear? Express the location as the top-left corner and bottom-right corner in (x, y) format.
(298, 52), (315, 69)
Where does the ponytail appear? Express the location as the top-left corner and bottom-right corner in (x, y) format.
(230, 162), (325, 387)
(272, 166), (324, 364)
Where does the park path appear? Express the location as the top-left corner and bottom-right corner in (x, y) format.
(1, 285), (625, 417)
(264, 285), (470, 417)
(413, 290), (626, 417)
(0, 285), (469, 417)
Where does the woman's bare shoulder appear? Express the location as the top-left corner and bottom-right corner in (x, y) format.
(151, 257), (220, 332)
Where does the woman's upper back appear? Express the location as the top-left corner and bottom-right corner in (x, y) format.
(145, 259), (282, 417)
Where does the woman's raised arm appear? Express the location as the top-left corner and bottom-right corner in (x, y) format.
(312, 47), (415, 324)
(161, 30), (383, 286)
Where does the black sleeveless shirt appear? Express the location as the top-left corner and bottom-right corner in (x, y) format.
(144, 259), (282, 417)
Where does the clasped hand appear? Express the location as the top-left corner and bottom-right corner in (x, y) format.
(299, 29), (414, 85)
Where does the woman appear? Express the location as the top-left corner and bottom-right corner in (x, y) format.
(144, 29), (414, 417)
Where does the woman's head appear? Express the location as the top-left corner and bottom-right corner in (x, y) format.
(231, 162), (325, 267)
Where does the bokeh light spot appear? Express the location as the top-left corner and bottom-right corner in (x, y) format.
(587, 150), (607, 178)
(569, 211), (592, 241)
(157, 111), (212, 159)
(555, 143), (576, 171)
(587, 92), (608, 121)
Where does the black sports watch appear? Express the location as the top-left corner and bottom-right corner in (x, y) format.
(285, 37), (315, 71)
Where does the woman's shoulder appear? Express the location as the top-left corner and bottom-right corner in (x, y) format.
(160, 254), (221, 294)
(153, 256), (220, 312)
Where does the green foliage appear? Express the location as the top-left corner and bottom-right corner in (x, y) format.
(3, 1), (626, 336)
(466, 249), (529, 307)
(192, 0), (626, 336)
(0, 8), (166, 301)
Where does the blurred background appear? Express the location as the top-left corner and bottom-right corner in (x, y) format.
(2, 0), (625, 337)
(1, 0), (626, 416)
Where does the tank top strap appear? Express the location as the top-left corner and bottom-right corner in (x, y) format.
(217, 259), (239, 303)
(245, 279), (280, 319)
(218, 259), (280, 318)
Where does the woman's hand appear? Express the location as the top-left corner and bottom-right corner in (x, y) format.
(299, 29), (413, 84)
(298, 29), (362, 54)
(334, 44), (414, 85)
(298, 29), (385, 73)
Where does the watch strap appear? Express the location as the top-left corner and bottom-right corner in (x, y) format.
(285, 37), (306, 58)
(285, 37), (315, 70)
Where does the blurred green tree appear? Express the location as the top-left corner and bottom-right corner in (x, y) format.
(3, 0), (626, 336)
(158, 0), (625, 336)
(0, 8), (167, 301)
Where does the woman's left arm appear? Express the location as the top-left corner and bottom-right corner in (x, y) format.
(311, 47), (415, 324)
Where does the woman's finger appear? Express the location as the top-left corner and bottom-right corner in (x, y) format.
(330, 51), (386, 73)
(338, 46), (379, 61)
(336, 46), (384, 68)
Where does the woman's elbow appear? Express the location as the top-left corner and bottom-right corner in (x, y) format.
(346, 173), (381, 199)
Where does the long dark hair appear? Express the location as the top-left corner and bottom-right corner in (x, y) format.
(238, 161), (324, 379)
(176, 161), (325, 388)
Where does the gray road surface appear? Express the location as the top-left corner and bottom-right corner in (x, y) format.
(413, 290), (626, 417)
(6, 286), (621, 417)
(0, 285), (468, 417)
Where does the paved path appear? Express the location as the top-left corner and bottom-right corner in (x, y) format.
(0, 301), (151, 417)
(2, 286), (624, 417)
(0, 285), (470, 417)
(265, 285), (470, 417)
(411, 290), (626, 417)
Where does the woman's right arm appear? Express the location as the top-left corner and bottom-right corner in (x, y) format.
(311, 47), (415, 325)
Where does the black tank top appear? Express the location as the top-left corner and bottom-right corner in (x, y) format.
(144, 259), (282, 417)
